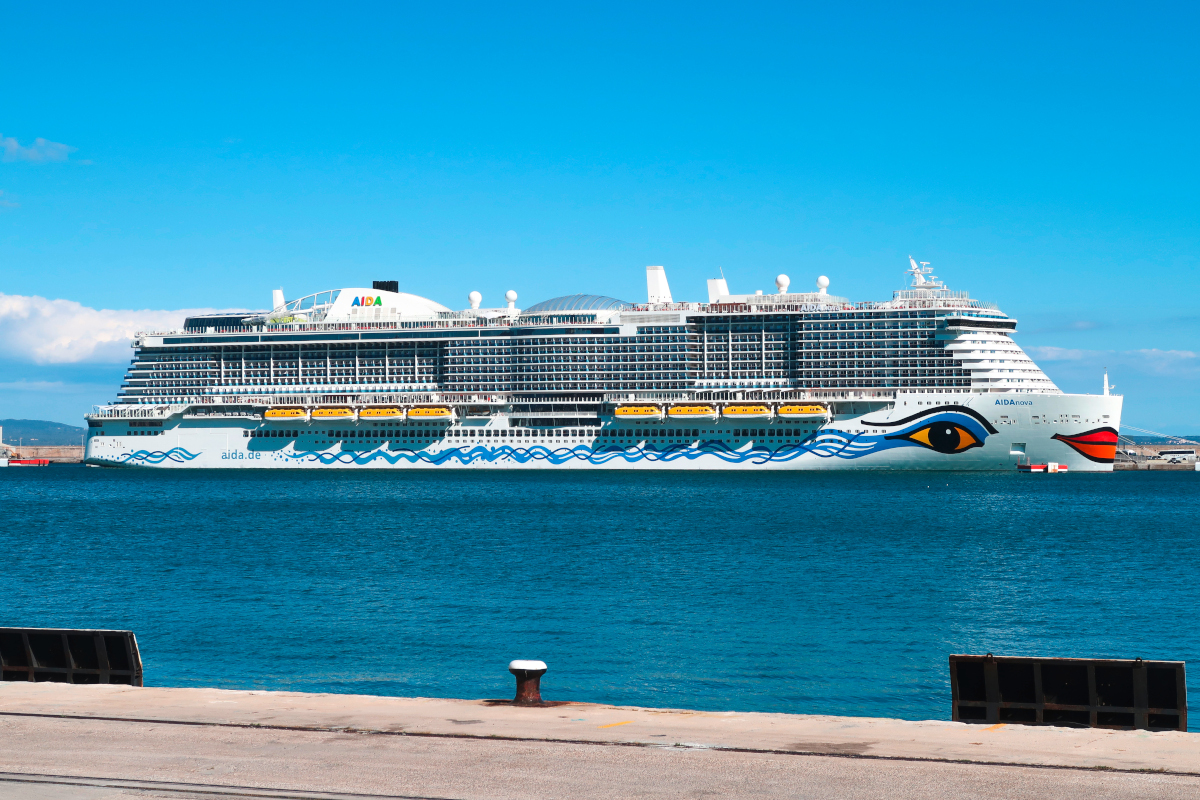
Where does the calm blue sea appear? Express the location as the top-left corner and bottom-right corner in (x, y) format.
(2, 466), (1197, 728)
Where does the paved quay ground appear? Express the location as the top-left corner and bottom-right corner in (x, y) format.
(0, 682), (1197, 799)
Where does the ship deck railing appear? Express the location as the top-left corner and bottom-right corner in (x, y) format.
(600, 388), (901, 404)
(135, 298), (1013, 338)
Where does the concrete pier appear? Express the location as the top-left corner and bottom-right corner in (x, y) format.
(4, 445), (82, 463)
(0, 682), (1197, 798)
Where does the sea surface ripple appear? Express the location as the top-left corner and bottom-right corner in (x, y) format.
(2, 467), (1197, 728)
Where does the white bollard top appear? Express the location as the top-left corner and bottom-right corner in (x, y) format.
(509, 660), (547, 671)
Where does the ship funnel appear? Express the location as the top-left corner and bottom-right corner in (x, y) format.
(646, 265), (673, 304)
(707, 278), (729, 303)
(272, 288), (285, 310)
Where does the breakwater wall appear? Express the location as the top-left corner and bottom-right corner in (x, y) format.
(7, 446), (83, 463)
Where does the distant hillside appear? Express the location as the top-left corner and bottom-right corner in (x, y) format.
(1, 419), (87, 447)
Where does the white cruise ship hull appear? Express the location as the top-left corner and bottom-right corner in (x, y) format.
(85, 392), (1122, 472)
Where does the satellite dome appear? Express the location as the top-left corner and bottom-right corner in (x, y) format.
(816, 276), (830, 294)
(775, 274), (790, 293)
(468, 290), (482, 309)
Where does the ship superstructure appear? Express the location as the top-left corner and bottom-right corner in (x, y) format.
(85, 259), (1122, 470)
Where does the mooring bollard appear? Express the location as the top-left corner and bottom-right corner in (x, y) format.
(508, 660), (548, 705)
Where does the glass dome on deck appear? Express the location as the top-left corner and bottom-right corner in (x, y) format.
(522, 294), (633, 314)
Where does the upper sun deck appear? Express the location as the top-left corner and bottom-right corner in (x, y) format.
(163, 258), (1007, 339)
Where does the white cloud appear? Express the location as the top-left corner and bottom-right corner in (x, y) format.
(1131, 349), (1199, 375)
(1027, 345), (1198, 376)
(1, 134), (77, 163)
(0, 293), (237, 364)
(1026, 346), (1087, 361)
(0, 379), (109, 393)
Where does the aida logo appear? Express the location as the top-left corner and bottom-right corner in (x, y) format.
(351, 296), (383, 307)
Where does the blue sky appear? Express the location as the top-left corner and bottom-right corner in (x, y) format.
(1, 2), (1197, 430)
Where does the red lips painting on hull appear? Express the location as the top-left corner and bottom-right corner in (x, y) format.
(1051, 427), (1118, 463)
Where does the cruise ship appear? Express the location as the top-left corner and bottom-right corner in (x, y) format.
(84, 259), (1122, 471)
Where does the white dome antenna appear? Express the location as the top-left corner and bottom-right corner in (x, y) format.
(468, 291), (482, 310)
(505, 289), (518, 309)
(775, 274), (790, 294)
(816, 275), (829, 295)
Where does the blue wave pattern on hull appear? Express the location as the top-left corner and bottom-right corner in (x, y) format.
(112, 448), (201, 465)
(284, 411), (993, 466)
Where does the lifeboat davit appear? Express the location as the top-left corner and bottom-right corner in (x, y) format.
(312, 407), (353, 419)
(722, 404), (773, 421)
(408, 406), (454, 420)
(667, 404), (718, 421)
(360, 407), (405, 419)
(264, 407), (306, 419)
(777, 404), (828, 420)
(614, 405), (663, 421)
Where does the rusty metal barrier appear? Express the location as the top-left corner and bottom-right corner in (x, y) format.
(950, 654), (1186, 731)
(0, 628), (142, 686)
